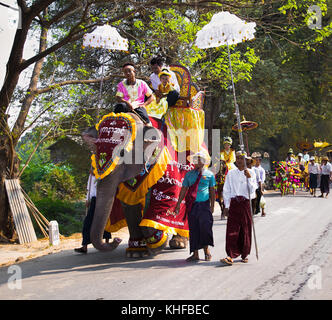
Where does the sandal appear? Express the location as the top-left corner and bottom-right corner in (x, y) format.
(74, 247), (87, 254)
(186, 255), (199, 262)
(205, 253), (212, 261)
(241, 258), (249, 263)
(220, 257), (233, 265)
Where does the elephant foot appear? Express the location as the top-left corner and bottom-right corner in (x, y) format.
(145, 230), (168, 253)
(126, 248), (150, 258)
(126, 239), (149, 258)
(169, 235), (188, 249)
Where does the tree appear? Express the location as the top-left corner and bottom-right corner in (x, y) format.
(0, 0), (168, 239)
(1, 0), (330, 240)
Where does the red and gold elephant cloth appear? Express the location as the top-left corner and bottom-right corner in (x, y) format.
(105, 116), (208, 238)
(91, 112), (136, 180)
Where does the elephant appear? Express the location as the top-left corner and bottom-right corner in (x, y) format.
(82, 63), (205, 257)
(82, 112), (182, 257)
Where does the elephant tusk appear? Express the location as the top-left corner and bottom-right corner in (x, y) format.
(144, 161), (149, 173)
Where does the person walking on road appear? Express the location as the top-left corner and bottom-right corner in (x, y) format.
(220, 151), (257, 266)
(174, 151), (215, 262)
(246, 157), (257, 217)
(253, 153), (266, 216)
(308, 156), (320, 197)
(319, 156), (332, 198)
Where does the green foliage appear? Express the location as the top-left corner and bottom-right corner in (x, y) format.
(32, 197), (85, 237)
(17, 133), (87, 237)
(26, 164), (83, 201)
(13, 1), (332, 173)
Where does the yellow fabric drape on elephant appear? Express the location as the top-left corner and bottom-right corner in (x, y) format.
(164, 107), (205, 153)
(139, 218), (189, 238)
(145, 97), (169, 119)
(116, 146), (172, 205)
(104, 218), (127, 234)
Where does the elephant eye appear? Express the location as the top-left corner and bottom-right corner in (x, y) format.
(120, 149), (124, 157)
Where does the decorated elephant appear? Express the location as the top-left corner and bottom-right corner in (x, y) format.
(83, 65), (207, 258)
(82, 112), (169, 255)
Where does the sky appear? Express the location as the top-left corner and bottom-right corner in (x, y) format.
(0, 1), (39, 85)
(0, 0), (38, 127)
(0, 0), (19, 87)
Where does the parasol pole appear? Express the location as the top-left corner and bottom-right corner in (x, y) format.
(245, 131), (250, 156)
(226, 43), (259, 260)
(97, 50), (106, 119)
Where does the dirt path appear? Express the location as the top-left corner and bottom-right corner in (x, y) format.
(0, 229), (129, 268)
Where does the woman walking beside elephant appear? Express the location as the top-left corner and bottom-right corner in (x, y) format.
(174, 151), (215, 262)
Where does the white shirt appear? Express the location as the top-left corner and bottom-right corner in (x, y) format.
(308, 162), (320, 174)
(86, 174), (97, 200)
(249, 168), (257, 199)
(303, 154), (310, 162)
(254, 165), (266, 185)
(222, 168), (257, 209)
(321, 162), (332, 175)
(150, 70), (180, 92)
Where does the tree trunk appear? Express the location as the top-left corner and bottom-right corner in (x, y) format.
(0, 117), (19, 241)
(0, 12), (49, 241)
(12, 23), (48, 144)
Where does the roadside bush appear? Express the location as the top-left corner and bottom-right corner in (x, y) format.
(32, 197), (85, 237)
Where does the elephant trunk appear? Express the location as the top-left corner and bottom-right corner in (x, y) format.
(90, 173), (120, 251)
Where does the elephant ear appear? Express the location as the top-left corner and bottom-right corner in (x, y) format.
(91, 112), (137, 180)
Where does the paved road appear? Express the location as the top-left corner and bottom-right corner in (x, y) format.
(0, 190), (331, 300)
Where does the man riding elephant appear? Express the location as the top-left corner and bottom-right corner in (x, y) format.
(114, 62), (154, 125)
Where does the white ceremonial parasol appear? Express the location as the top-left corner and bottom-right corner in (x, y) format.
(83, 25), (129, 117)
(195, 11), (259, 260)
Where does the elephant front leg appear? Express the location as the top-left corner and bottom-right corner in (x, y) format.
(126, 238), (149, 258)
(121, 203), (150, 258)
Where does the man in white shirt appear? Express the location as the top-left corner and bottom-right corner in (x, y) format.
(150, 56), (180, 106)
(319, 156), (332, 198)
(246, 157), (258, 214)
(253, 153), (266, 216)
(303, 150), (310, 163)
(220, 152), (257, 265)
(308, 156), (320, 197)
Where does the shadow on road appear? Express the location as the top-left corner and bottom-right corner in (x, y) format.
(0, 244), (224, 286)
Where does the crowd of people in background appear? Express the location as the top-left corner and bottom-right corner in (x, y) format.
(274, 148), (332, 198)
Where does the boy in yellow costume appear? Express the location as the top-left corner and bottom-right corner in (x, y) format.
(156, 69), (176, 103)
(145, 68), (179, 119)
(220, 136), (236, 170)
